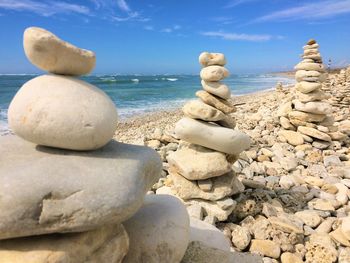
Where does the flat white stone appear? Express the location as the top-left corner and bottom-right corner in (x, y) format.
(24, 27), (95, 76)
(8, 75), (118, 150)
(295, 81), (322, 93)
(293, 100), (332, 115)
(295, 62), (325, 72)
(182, 100), (226, 122)
(201, 80), (231, 100)
(175, 117), (250, 155)
(0, 135), (162, 240)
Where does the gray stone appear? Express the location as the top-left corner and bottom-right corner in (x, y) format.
(0, 135), (162, 240)
(123, 194), (190, 263)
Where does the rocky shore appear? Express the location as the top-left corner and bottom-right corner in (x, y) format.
(118, 64), (350, 262)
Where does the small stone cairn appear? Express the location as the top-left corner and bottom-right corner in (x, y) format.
(278, 39), (347, 148)
(162, 52), (251, 224)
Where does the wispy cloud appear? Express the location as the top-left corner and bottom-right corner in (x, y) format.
(144, 25), (154, 31)
(211, 16), (235, 25)
(116, 0), (130, 12)
(201, 31), (272, 42)
(253, 0), (350, 23)
(225, 0), (259, 8)
(0, 0), (90, 16)
(161, 25), (182, 33)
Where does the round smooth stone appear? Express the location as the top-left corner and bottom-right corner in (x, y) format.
(8, 75), (118, 151)
(24, 27), (95, 76)
(288, 110), (326, 123)
(123, 195), (190, 263)
(201, 80), (231, 100)
(295, 70), (326, 82)
(303, 43), (319, 50)
(175, 117), (250, 155)
(196, 90), (236, 114)
(297, 126), (331, 142)
(293, 100), (332, 115)
(303, 49), (319, 55)
(200, 66), (229, 82)
(295, 81), (322, 93)
(182, 100), (226, 122)
(199, 52), (226, 66)
(296, 90), (328, 102)
(303, 54), (322, 61)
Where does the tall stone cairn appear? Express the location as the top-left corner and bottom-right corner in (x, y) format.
(163, 52), (251, 224)
(278, 39), (348, 148)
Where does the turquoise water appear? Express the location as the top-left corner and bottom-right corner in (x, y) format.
(0, 74), (294, 134)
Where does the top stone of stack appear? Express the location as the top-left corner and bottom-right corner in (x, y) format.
(24, 27), (96, 76)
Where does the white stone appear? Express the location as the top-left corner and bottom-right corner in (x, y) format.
(296, 89), (328, 102)
(200, 66), (229, 82)
(295, 62), (325, 72)
(24, 27), (95, 76)
(8, 75), (118, 150)
(303, 43), (319, 50)
(0, 135), (162, 240)
(295, 70), (322, 82)
(123, 194), (190, 263)
(190, 217), (231, 251)
(182, 100), (226, 121)
(201, 80), (231, 99)
(295, 81), (322, 93)
(199, 52), (226, 66)
(293, 100), (332, 115)
(175, 117), (250, 155)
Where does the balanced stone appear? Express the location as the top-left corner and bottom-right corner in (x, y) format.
(196, 90), (236, 114)
(295, 62), (325, 72)
(201, 80), (231, 100)
(295, 81), (322, 93)
(167, 143), (231, 180)
(293, 100), (332, 115)
(295, 70), (326, 82)
(169, 171), (244, 201)
(298, 126), (331, 142)
(24, 27), (95, 76)
(175, 117), (250, 155)
(0, 135), (161, 240)
(288, 110), (326, 123)
(123, 195), (189, 263)
(200, 66), (229, 82)
(0, 224), (128, 263)
(296, 90), (328, 102)
(303, 43), (319, 49)
(199, 52), (226, 67)
(278, 130), (304, 146)
(183, 100), (226, 122)
(8, 75), (118, 151)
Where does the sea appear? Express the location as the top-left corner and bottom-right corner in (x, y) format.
(0, 74), (295, 135)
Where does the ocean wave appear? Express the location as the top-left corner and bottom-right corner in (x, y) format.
(131, 79), (139, 83)
(167, 78), (178, 82)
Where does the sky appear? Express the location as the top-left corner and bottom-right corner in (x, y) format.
(0, 0), (349, 74)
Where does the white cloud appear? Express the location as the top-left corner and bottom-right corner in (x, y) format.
(0, 0), (90, 16)
(116, 0), (130, 12)
(173, 25), (181, 30)
(253, 0), (350, 23)
(225, 0), (259, 8)
(201, 31), (272, 42)
(161, 28), (173, 33)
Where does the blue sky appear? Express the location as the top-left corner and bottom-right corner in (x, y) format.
(0, 0), (349, 74)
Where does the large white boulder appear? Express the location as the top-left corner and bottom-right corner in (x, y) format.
(8, 75), (118, 150)
(175, 117), (250, 155)
(24, 27), (95, 76)
(123, 194), (190, 263)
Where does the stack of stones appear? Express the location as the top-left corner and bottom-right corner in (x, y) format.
(0, 27), (201, 262)
(278, 39), (347, 148)
(323, 67), (350, 109)
(163, 52), (251, 224)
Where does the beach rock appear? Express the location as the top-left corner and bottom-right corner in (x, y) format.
(295, 62), (325, 72)
(183, 100), (226, 121)
(304, 43), (319, 49)
(295, 70), (322, 82)
(175, 117), (250, 155)
(169, 171), (243, 201)
(201, 80), (231, 100)
(0, 135), (161, 240)
(341, 217), (350, 240)
(123, 194), (189, 263)
(298, 126), (331, 141)
(23, 27), (95, 75)
(295, 81), (322, 93)
(0, 224), (129, 263)
(295, 210), (322, 228)
(167, 143), (231, 180)
(296, 89), (328, 102)
(196, 90), (236, 114)
(189, 217), (230, 251)
(281, 252), (303, 263)
(200, 66), (229, 81)
(289, 110), (326, 123)
(230, 224), (251, 250)
(250, 239), (281, 259)
(278, 130), (304, 146)
(199, 52), (226, 67)
(293, 100), (332, 115)
(305, 235), (337, 263)
(339, 248), (350, 263)
(280, 116), (295, 130)
(277, 101), (293, 117)
(8, 75), (118, 150)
